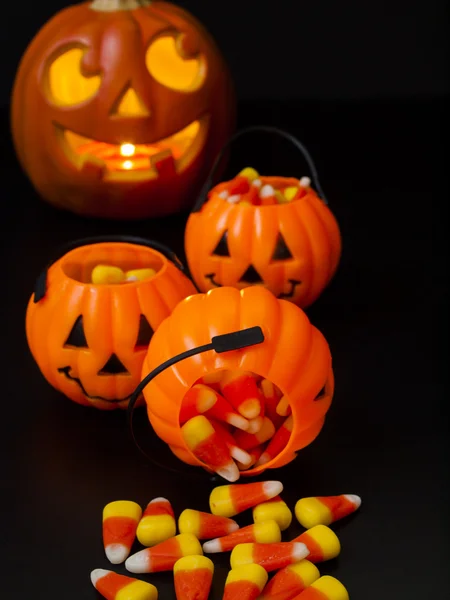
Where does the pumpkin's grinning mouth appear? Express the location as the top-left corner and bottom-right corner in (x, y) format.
(56, 116), (209, 181)
(205, 273), (301, 299)
(58, 366), (133, 403)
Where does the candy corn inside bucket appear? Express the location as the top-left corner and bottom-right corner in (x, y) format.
(140, 286), (334, 480)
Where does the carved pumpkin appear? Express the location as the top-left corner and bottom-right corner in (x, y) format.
(11, 0), (236, 220)
(136, 286), (334, 476)
(25, 237), (197, 410)
(184, 127), (342, 308)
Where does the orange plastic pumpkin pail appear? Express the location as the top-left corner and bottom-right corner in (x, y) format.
(131, 286), (334, 479)
(184, 126), (342, 309)
(26, 235), (197, 410)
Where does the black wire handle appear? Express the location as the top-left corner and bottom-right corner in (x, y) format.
(191, 125), (328, 213)
(33, 235), (185, 303)
(127, 326), (265, 467)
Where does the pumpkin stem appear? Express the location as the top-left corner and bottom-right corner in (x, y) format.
(90, 0), (151, 11)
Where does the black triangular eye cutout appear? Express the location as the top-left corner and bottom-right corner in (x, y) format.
(135, 314), (154, 348)
(64, 315), (88, 348)
(314, 385), (327, 401)
(212, 231), (230, 257)
(271, 233), (293, 261)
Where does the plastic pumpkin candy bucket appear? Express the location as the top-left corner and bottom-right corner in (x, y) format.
(184, 126), (342, 309)
(26, 235), (197, 410)
(128, 286), (334, 480)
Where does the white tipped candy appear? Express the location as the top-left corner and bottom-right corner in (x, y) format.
(299, 176), (311, 187)
(252, 178), (262, 188)
(260, 184), (275, 198)
(216, 462), (240, 482)
(344, 494), (362, 508)
(105, 543), (130, 565)
(218, 190), (230, 199)
(125, 549), (152, 573)
(227, 194), (241, 204)
(90, 569), (110, 587)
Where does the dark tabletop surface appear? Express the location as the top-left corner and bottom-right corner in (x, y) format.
(1, 97), (448, 598)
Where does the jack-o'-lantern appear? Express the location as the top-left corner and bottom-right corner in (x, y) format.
(185, 126), (342, 308)
(11, 0), (236, 220)
(129, 286), (334, 477)
(25, 236), (197, 409)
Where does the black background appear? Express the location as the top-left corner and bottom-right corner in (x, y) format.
(1, 0), (449, 598)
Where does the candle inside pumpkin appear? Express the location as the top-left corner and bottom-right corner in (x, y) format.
(69, 120), (201, 172)
(91, 265), (157, 284)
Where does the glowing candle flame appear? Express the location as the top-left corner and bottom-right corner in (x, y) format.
(120, 143), (136, 157)
(122, 160), (133, 170)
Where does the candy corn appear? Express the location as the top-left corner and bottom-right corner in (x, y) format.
(256, 415), (293, 466)
(259, 560), (320, 600)
(229, 175), (251, 195)
(181, 415), (239, 482)
(276, 395), (291, 417)
(90, 569), (158, 600)
(239, 167), (260, 182)
(125, 268), (156, 282)
(173, 555), (214, 600)
(136, 497), (176, 547)
(179, 384), (218, 424)
(233, 417), (275, 450)
(220, 370), (264, 419)
(259, 379), (284, 428)
(223, 564), (268, 600)
(103, 501), (142, 564)
(198, 371), (224, 390)
(293, 525), (341, 563)
(230, 541), (309, 572)
(203, 519), (281, 553)
(209, 481), (283, 517)
(291, 576), (349, 600)
(295, 495), (362, 529)
(299, 177), (311, 188)
(206, 392), (250, 431)
(283, 187), (299, 202)
(253, 496), (293, 531)
(210, 419), (253, 466)
(246, 416), (264, 434)
(178, 509), (239, 540)
(237, 446), (264, 471)
(125, 533), (202, 573)
(92, 265), (125, 284)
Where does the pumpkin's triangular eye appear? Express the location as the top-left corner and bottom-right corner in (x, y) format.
(272, 233), (293, 261)
(212, 231), (230, 257)
(135, 314), (154, 348)
(64, 315), (88, 348)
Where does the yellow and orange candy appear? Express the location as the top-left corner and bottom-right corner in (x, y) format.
(210, 419), (253, 466)
(102, 500), (142, 564)
(220, 370), (264, 419)
(259, 379), (285, 429)
(206, 391), (250, 431)
(173, 555), (214, 600)
(178, 509), (239, 540)
(125, 533), (202, 574)
(295, 495), (361, 529)
(136, 497), (176, 547)
(230, 541), (309, 572)
(181, 415), (239, 482)
(90, 569), (158, 600)
(179, 384), (218, 424)
(223, 564), (268, 600)
(202, 519), (281, 553)
(293, 525), (341, 563)
(236, 446), (264, 471)
(259, 560), (320, 600)
(91, 265), (156, 284)
(290, 575), (349, 600)
(209, 480), (283, 517)
(233, 417), (276, 450)
(252, 495), (293, 531)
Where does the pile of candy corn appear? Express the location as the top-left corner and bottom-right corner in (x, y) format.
(213, 167), (312, 207)
(91, 265), (157, 285)
(180, 370), (302, 480)
(92, 480), (361, 599)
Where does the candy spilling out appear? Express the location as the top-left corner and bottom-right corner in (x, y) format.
(212, 167), (312, 207)
(92, 483), (361, 599)
(179, 371), (295, 480)
(91, 265), (157, 284)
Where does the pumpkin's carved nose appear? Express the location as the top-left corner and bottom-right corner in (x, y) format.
(98, 354), (129, 376)
(240, 265), (263, 284)
(113, 86), (150, 118)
